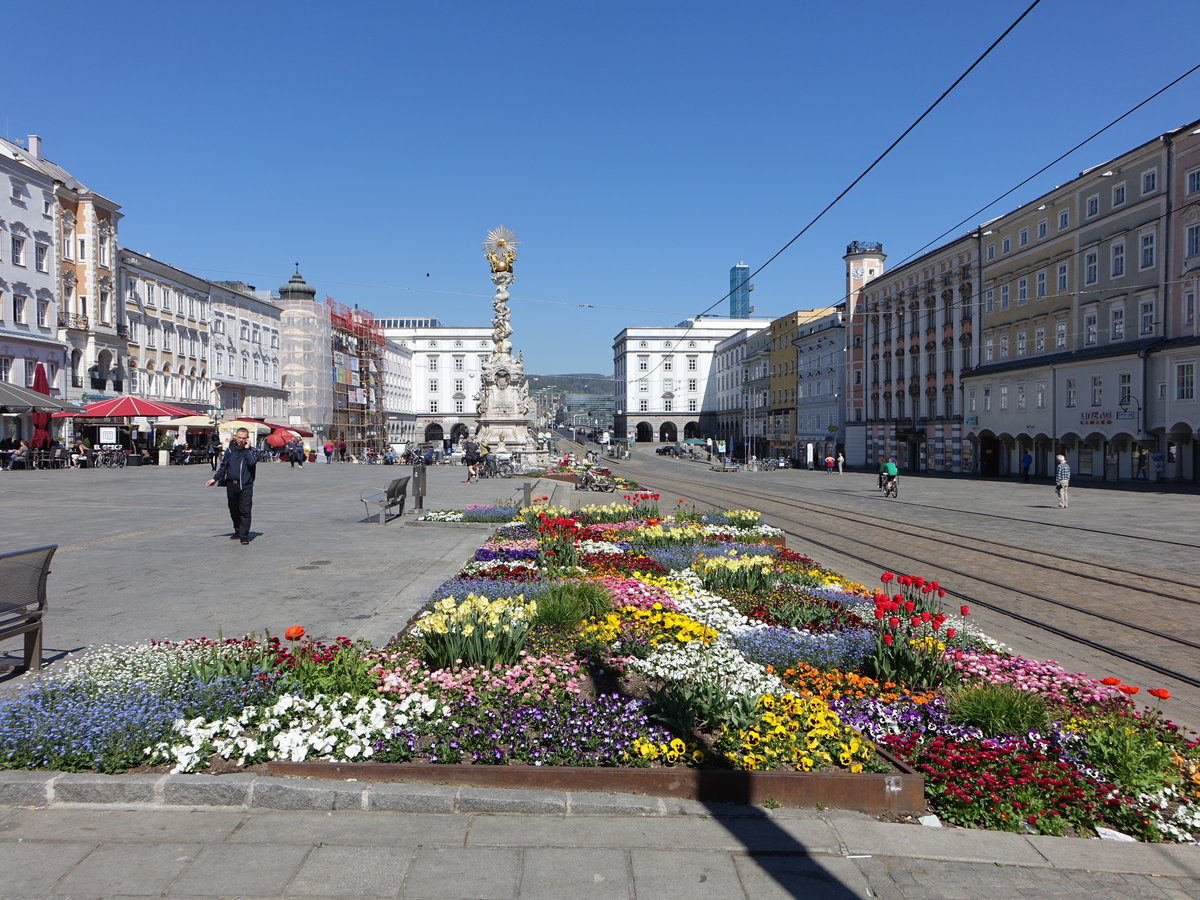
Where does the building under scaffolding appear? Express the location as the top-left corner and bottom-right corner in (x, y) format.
(328, 298), (386, 456)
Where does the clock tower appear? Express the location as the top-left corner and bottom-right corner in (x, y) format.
(843, 241), (885, 314)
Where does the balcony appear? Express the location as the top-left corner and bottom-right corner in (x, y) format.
(58, 312), (89, 331)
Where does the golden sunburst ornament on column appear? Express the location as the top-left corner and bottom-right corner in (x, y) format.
(484, 226), (519, 273)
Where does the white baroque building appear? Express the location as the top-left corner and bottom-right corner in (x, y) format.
(613, 317), (772, 446)
(381, 337), (416, 446)
(378, 318), (493, 447)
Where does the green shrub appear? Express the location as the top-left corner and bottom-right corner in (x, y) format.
(532, 582), (612, 631)
(944, 682), (1052, 737)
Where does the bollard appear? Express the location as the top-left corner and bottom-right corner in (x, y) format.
(413, 464), (427, 511)
(522, 481), (532, 509)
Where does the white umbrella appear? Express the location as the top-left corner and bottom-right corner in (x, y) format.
(154, 415), (218, 429)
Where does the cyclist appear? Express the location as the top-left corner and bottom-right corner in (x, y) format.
(882, 458), (899, 496)
(877, 456), (889, 489)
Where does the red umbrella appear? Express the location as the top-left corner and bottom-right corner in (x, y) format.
(51, 396), (194, 419)
(30, 364), (52, 449)
(234, 417), (314, 437)
(265, 429), (291, 449)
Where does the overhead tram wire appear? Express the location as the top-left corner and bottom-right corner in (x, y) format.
(631, 0), (1043, 382)
(896, 60), (1200, 267)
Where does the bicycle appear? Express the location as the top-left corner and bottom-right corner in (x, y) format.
(882, 476), (899, 499)
(477, 455), (513, 479)
(760, 458), (779, 471)
(94, 446), (127, 468)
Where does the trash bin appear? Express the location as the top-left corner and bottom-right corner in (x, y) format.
(158, 450), (170, 467)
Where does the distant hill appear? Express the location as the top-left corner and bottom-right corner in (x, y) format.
(527, 373), (613, 394)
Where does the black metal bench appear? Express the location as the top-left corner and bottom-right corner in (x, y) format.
(360, 476), (410, 524)
(0, 545), (56, 672)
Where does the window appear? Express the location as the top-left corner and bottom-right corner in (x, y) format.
(1084, 309), (1098, 345)
(1002, 236), (1011, 254)
(688, 399), (697, 412)
(999, 385), (1008, 411)
(1085, 251), (1098, 285)
(1056, 321), (1067, 348)
(1186, 290), (1196, 325)
(36, 299), (48, 327)
(638, 399), (648, 412)
(427, 356), (438, 371)
(14, 295), (26, 323)
(77, 237), (86, 260)
(1036, 271), (1046, 299)
(687, 357), (697, 371)
(241, 357), (249, 377)
(1112, 183), (1125, 206)
(1000, 285), (1009, 309)
(1058, 209), (1069, 230)
(986, 243), (995, 261)
(35, 244), (48, 272)
(1091, 375), (1103, 406)
(62, 227), (74, 260)
(1016, 332), (1027, 356)
(1019, 228), (1029, 247)
(11, 237), (25, 266)
(1119, 372), (1131, 406)
(454, 400), (464, 413)
(1188, 168), (1200, 195)
(1034, 325), (1045, 352)
(983, 337), (993, 362)
(1187, 224), (1200, 258)
(637, 356), (648, 371)
(1140, 231), (1156, 269)
(429, 400), (438, 413)
(1066, 378), (1077, 407)
(1017, 277), (1028, 303)
(1178, 363), (1195, 400)
(453, 379), (464, 392)
(638, 380), (647, 392)
(215, 352), (223, 374)
(145, 284), (156, 306)
(968, 389), (976, 412)
(428, 379), (438, 393)
(1140, 298), (1155, 335)
(24, 361), (37, 387)
(687, 378), (697, 391)
(98, 234), (109, 266)
(1086, 194), (1099, 217)
(1057, 263), (1068, 294)
(453, 356), (464, 371)
(1142, 169), (1157, 194)
(985, 289), (994, 314)
(1111, 306), (1125, 340)
(1037, 218), (1048, 239)
(999, 333), (1009, 359)
(1036, 382), (1046, 408)
(983, 389), (991, 412)
(663, 357), (673, 371)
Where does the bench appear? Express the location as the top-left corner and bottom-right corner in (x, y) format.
(360, 476), (410, 524)
(0, 545), (56, 672)
(711, 464), (740, 473)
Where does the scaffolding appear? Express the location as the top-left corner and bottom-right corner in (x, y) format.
(278, 295), (333, 436)
(328, 299), (387, 457)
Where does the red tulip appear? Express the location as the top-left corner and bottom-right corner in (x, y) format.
(921, 611), (932, 623)
(883, 634), (893, 646)
(888, 617), (900, 629)
(903, 601), (916, 613)
(960, 605), (970, 616)
(880, 571), (895, 584)
(945, 628), (956, 640)
(284, 626), (305, 641)
(874, 608), (886, 620)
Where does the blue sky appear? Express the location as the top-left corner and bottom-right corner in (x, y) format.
(7, 1), (1199, 374)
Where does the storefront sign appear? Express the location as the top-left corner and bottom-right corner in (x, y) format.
(1079, 411), (1113, 426)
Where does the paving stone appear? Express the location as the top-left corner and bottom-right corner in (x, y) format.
(162, 772), (256, 807)
(52, 841), (199, 896)
(167, 842), (310, 896)
(228, 810), (470, 847)
(517, 848), (632, 900)
(52, 772), (161, 805)
(365, 782), (457, 813)
(402, 847), (520, 899)
(629, 849), (746, 899)
(0, 807), (245, 842)
(733, 853), (872, 899)
(456, 786), (566, 814)
(0, 840), (96, 896)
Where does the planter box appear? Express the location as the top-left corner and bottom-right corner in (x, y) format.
(266, 749), (922, 815)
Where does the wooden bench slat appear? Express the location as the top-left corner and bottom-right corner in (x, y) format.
(0, 545), (56, 672)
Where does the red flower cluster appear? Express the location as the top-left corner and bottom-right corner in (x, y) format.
(872, 593), (950, 632)
(536, 513), (580, 539)
(880, 570), (947, 599)
(578, 553), (666, 576)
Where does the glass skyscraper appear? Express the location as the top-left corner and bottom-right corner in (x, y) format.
(730, 262), (750, 318)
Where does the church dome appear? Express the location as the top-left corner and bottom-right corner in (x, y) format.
(278, 266), (316, 302)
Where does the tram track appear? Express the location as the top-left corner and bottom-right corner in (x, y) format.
(620, 462), (1200, 692)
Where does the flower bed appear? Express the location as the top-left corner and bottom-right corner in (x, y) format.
(1, 507), (1197, 839)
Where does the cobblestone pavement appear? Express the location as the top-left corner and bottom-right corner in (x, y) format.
(1, 458), (1198, 898)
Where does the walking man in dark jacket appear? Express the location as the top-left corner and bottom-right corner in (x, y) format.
(206, 427), (257, 544)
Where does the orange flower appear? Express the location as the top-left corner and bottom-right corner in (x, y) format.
(284, 626), (305, 641)
(1148, 688), (1171, 700)
(1099, 677), (1121, 686)
(1118, 684), (1139, 695)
